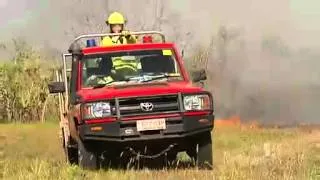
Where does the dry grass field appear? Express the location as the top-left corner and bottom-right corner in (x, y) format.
(0, 122), (319, 180)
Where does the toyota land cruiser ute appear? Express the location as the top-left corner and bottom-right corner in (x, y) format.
(48, 31), (215, 170)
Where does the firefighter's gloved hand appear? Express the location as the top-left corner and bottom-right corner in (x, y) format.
(121, 30), (131, 38)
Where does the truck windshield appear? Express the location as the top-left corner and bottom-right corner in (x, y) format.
(81, 49), (183, 88)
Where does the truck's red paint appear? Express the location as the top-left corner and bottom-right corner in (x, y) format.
(75, 43), (198, 104)
(83, 111), (211, 125)
(84, 113), (180, 124)
(80, 43), (190, 84)
(82, 43), (178, 55)
(50, 32), (214, 169)
(77, 81), (202, 102)
(70, 42), (206, 126)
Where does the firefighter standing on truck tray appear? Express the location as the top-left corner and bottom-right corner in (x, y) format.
(100, 11), (137, 46)
(99, 12), (139, 83)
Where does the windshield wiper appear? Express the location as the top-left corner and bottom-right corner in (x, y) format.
(142, 73), (181, 83)
(92, 84), (107, 89)
(92, 81), (115, 89)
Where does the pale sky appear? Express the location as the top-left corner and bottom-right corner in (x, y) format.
(0, 0), (46, 29)
(290, 0), (320, 30)
(1, 0), (320, 28)
(0, 0), (319, 47)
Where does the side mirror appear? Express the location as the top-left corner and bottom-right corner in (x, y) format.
(48, 82), (65, 94)
(191, 69), (207, 82)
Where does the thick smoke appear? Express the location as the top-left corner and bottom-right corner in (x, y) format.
(0, 0), (319, 125)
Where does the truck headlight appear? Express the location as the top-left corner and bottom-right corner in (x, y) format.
(183, 94), (211, 111)
(82, 102), (111, 119)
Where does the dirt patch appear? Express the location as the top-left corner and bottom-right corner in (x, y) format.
(0, 135), (6, 148)
(0, 135), (5, 139)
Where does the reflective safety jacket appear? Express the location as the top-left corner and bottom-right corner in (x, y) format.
(112, 57), (138, 72)
(111, 57), (140, 78)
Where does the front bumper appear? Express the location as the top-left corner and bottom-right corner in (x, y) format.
(78, 114), (214, 142)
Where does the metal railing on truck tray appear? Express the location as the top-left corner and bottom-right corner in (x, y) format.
(70, 31), (166, 48)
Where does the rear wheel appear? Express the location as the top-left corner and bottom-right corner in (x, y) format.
(78, 142), (99, 170)
(187, 131), (213, 170)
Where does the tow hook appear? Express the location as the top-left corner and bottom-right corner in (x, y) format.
(125, 143), (177, 159)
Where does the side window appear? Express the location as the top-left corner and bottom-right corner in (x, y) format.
(63, 54), (72, 95)
(69, 56), (78, 104)
(83, 58), (101, 77)
(81, 58), (105, 87)
(140, 55), (178, 74)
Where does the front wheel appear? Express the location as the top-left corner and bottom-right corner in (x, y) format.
(62, 131), (78, 165)
(187, 131), (213, 170)
(78, 142), (99, 170)
(65, 146), (78, 165)
(165, 151), (178, 168)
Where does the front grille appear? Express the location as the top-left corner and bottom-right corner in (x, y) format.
(118, 94), (179, 116)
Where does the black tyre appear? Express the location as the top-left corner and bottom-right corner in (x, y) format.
(187, 131), (213, 170)
(78, 142), (99, 170)
(61, 131), (78, 165)
(65, 146), (78, 165)
(100, 151), (122, 169)
(165, 151), (178, 167)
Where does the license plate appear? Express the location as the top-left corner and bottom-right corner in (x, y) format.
(136, 118), (166, 132)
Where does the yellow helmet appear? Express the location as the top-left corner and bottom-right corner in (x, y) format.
(106, 12), (126, 25)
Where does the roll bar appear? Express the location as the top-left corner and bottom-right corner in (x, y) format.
(71, 31), (166, 44)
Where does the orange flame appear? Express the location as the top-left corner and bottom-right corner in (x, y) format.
(214, 116), (241, 127)
(214, 115), (261, 129)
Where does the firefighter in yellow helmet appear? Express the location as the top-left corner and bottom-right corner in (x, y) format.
(100, 12), (137, 46)
(99, 12), (140, 81)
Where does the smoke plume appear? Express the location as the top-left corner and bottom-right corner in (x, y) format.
(0, 0), (319, 125)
